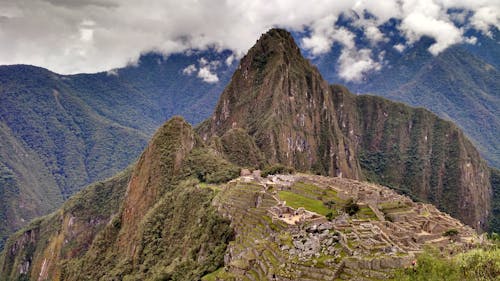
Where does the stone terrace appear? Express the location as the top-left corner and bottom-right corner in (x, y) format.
(206, 173), (482, 281)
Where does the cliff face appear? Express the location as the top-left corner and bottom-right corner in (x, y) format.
(331, 85), (491, 230)
(198, 29), (491, 231)
(0, 167), (130, 281)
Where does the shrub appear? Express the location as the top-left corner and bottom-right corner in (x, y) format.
(262, 164), (295, 177)
(392, 247), (500, 281)
(343, 198), (360, 216)
(443, 229), (459, 237)
(326, 212), (334, 221)
(323, 200), (336, 209)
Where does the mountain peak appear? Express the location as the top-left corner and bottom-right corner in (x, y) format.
(253, 28), (300, 54)
(198, 28), (361, 179)
(239, 28), (303, 71)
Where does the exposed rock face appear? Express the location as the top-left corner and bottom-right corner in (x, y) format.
(198, 28), (491, 231)
(198, 28), (362, 179)
(118, 116), (197, 257)
(0, 27), (494, 281)
(0, 168), (130, 281)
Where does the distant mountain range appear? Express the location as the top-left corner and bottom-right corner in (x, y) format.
(0, 26), (498, 250)
(0, 29), (494, 281)
(313, 30), (500, 168)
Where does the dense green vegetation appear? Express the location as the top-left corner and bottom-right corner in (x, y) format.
(392, 247), (500, 281)
(219, 128), (265, 168)
(0, 27), (496, 280)
(0, 117), (236, 281)
(323, 39), (499, 169)
(330, 85), (491, 229)
(261, 164), (295, 177)
(0, 161), (18, 250)
(0, 50), (235, 250)
(184, 148), (240, 184)
(61, 180), (233, 281)
(0, 168), (131, 281)
(489, 168), (500, 233)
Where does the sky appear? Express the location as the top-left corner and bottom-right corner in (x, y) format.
(0, 0), (498, 81)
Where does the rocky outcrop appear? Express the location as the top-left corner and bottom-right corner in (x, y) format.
(198, 28), (491, 231)
(198, 28), (362, 179)
(0, 117), (236, 281)
(0, 27), (493, 281)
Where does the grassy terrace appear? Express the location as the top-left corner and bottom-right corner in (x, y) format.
(291, 181), (342, 202)
(278, 191), (331, 215)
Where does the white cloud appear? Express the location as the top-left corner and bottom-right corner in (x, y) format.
(470, 6), (500, 36)
(394, 43), (406, 52)
(364, 26), (386, 45)
(198, 57), (208, 66)
(338, 48), (382, 81)
(0, 0), (497, 79)
(197, 66), (219, 83)
(399, 11), (464, 55)
(183, 60), (221, 84)
(182, 64), (196, 75)
(465, 36), (478, 44)
(225, 54), (235, 66)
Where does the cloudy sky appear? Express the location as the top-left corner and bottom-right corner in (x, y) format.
(0, 0), (498, 81)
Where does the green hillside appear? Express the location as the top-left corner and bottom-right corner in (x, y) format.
(0, 51), (234, 249)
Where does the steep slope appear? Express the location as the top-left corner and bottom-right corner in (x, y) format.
(0, 51), (234, 249)
(198, 29), (491, 231)
(0, 122), (62, 251)
(0, 118), (487, 281)
(198, 29), (362, 179)
(0, 166), (131, 281)
(0, 166), (487, 280)
(490, 168), (500, 233)
(0, 65), (147, 249)
(0, 117), (237, 281)
(316, 35), (500, 168)
(208, 174), (481, 280)
(331, 85), (491, 231)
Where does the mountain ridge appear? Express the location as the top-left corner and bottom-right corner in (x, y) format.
(0, 50), (234, 249)
(199, 28), (492, 231)
(0, 28), (496, 281)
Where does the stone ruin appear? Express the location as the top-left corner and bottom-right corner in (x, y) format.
(215, 173), (484, 280)
(268, 203), (322, 225)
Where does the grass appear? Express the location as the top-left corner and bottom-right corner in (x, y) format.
(201, 267), (225, 281)
(278, 191), (331, 216)
(198, 182), (222, 192)
(357, 206), (378, 220)
(391, 247), (500, 281)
